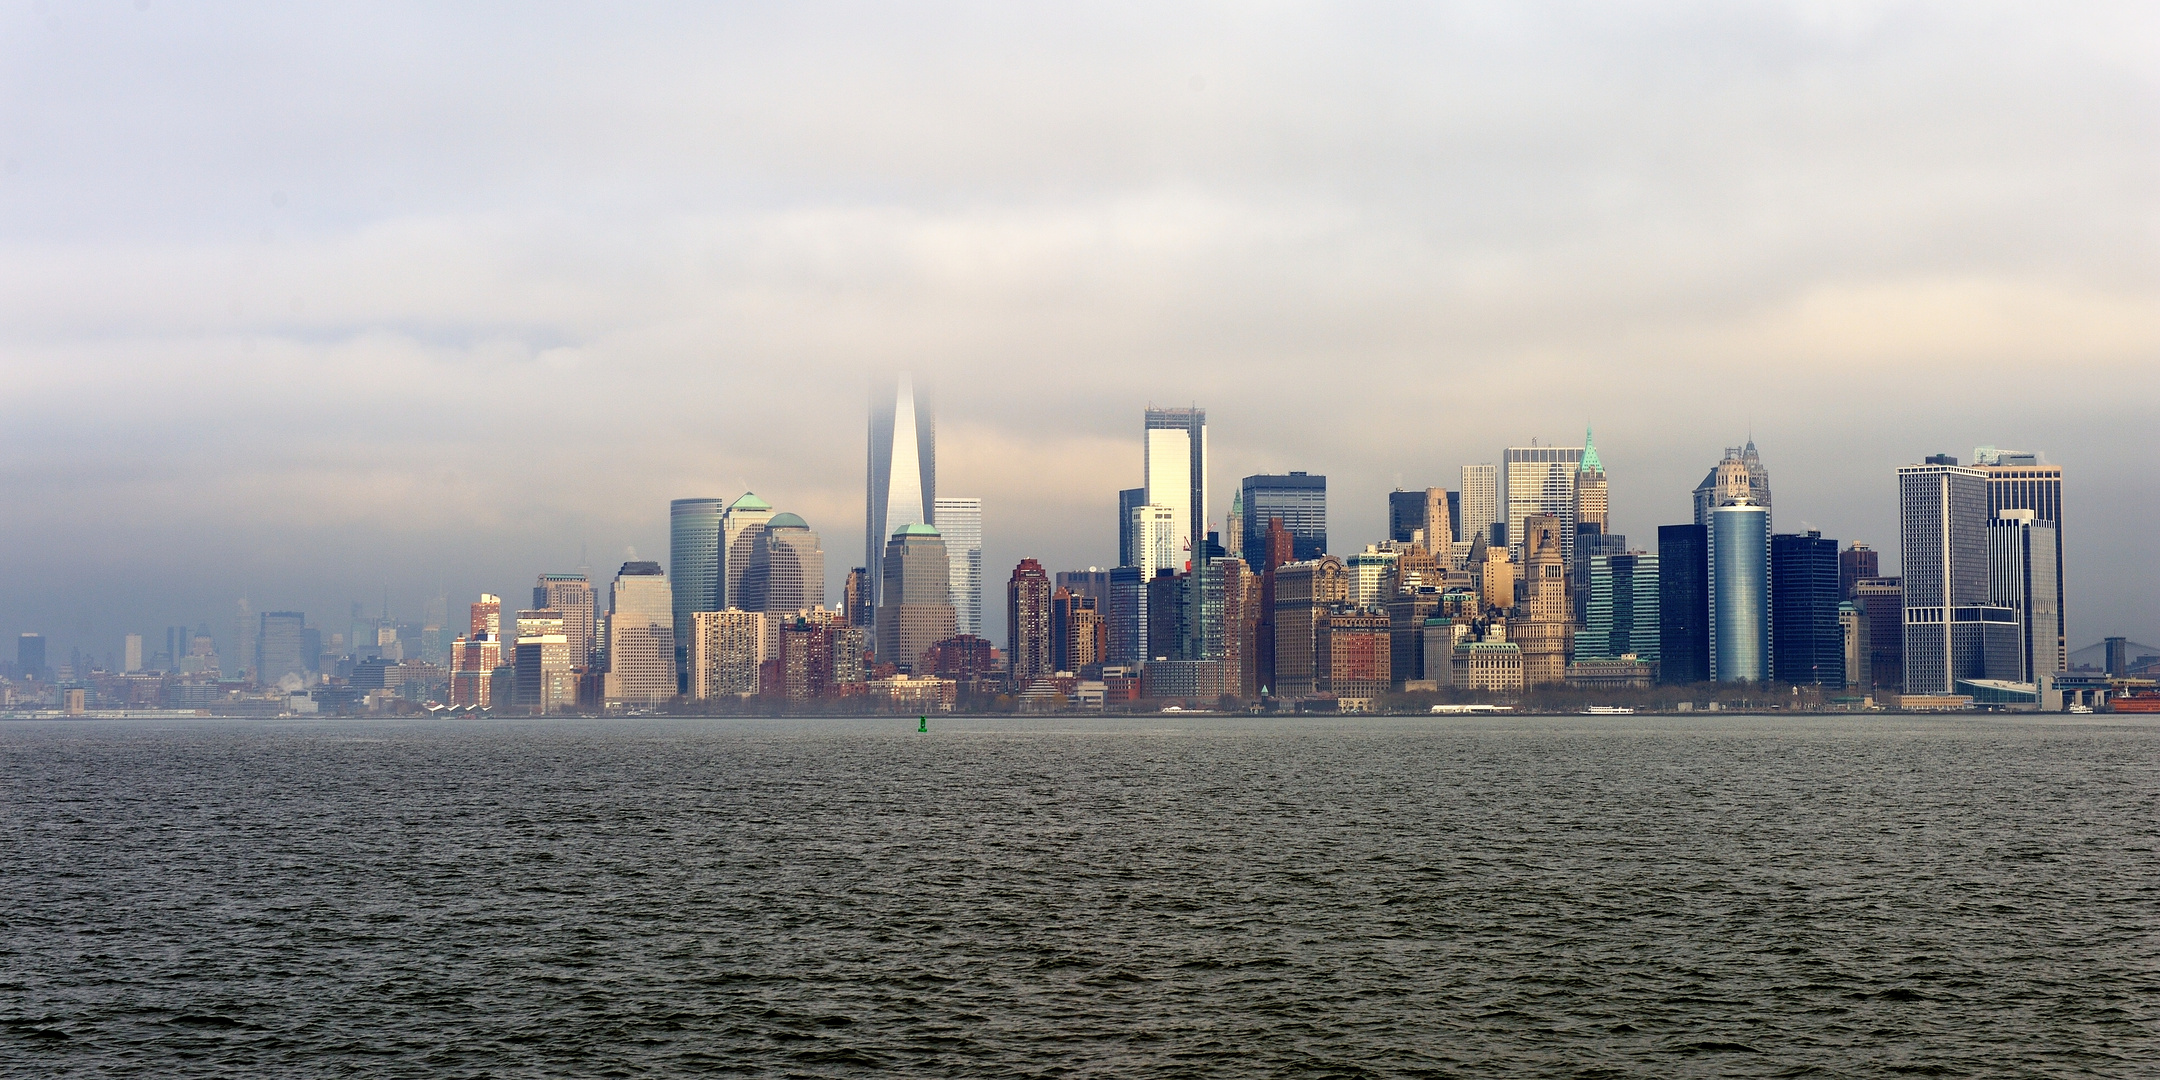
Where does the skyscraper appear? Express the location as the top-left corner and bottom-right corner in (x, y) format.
(843, 569), (872, 628)
(1693, 442), (1772, 527)
(1977, 448), (2065, 674)
(739, 514), (826, 617)
(1504, 445), (1584, 567)
(534, 573), (596, 669)
(1388, 489), (1425, 545)
(123, 634), (142, 673)
(1224, 491), (1244, 560)
(1144, 407), (1207, 570)
(1575, 428), (1608, 536)
(1854, 577), (1904, 691)
(1898, 457), (2021, 694)
(720, 493), (777, 609)
(1988, 510), (2061, 684)
(1514, 514), (1572, 687)
(876, 524), (956, 674)
(604, 561), (677, 704)
(1459, 465), (1498, 548)
(1708, 503), (1770, 683)
(16, 633), (44, 680)
(514, 608), (573, 712)
(1117, 486), (1145, 568)
(1771, 531), (1842, 686)
(1581, 552), (1660, 664)
(934, 497), (984, 637)
(1130, 503), (1181, 577)
(469, 593), (502, 639)
(867, 375), (936, 616)
(1007, 559), (1053, 686)
(257, 612), (308, 686)
(1240, 473), (1327, 562)
(670, 497), (726, 682)
(1269, 556), (1346, 697)
(1839, 542), (1879, 600)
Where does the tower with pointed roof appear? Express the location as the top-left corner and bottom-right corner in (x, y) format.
(720, 492), (777, 610)
(1575, 427), (1608, 537)
(867, 376), (936, 627)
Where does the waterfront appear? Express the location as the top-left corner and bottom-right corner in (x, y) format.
(3, 715), (2154, 1076)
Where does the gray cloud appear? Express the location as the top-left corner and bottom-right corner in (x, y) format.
(1, 1), (2153, 659)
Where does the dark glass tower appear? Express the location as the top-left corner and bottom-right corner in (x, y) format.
(1387, 490), (1424, 544)
(1771, 531), (1843, 686)
(1657, 523), (1708, 684)
(1240, 473), (1328, 562)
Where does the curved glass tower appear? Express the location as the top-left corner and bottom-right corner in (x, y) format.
(1709, 502), (1770, 683)
(670, 497), (726, 685)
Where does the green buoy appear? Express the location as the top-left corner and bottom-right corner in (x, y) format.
(918, 715), (928, 732)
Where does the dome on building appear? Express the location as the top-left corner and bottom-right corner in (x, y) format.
(893, 522), (941, 538)
(766, 512), (809, 530)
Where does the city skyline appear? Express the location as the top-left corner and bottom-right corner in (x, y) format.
(1, 6), (2154, 657)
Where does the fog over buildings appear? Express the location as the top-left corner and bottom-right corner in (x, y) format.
(0, 3), (2154, 658)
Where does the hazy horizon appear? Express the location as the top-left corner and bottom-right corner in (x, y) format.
(2, 3), (2154, 661)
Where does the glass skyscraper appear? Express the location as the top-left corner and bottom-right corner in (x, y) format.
(1770, 531), (1843, 686)
(1579, 553), (1660, 663)
(866, 376), (936, 618)
(670, 497), (726, 687)
(1898, 458), (2021, 694)
(1143, 408), (1207, 570)
(1657, 523), (1708, 684)
(934, 496), (984, 638)
(1708, 503), (1769, 683)
(1504, 446), (1583, 568)
(1240, 473), (1327, 562)
(1988, 510), (2060, 684)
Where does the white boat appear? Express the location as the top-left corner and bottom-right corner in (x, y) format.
(1582, 706), (1634, 715)
(2068, 704), (2094, 714)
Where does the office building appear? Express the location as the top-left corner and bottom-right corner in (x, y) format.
(1052, 588), (1105, 674)
(1771, 531), (1843, 686)
(257, 612), (309, 685)
(1708, 503), (1770, 683)
(1839, 602), (1870, 691)
(1225, 491), (1244, 559)
(1513, 514), (1572, 687)
(1693, 441), (1772, 528)
(876, 524), (956, 674)
(1318, 610), (1391, 704)
(603, 561), (677, 705)
(867, 375), (936, 615)
(1106, 566), (1146, 667)
(1345, 545), (1401, 610)
(739, 513), (826, 617)
(1388, 487), (1451, 552)
(1130, 503), (1182, 577)
(1144, 407), (1207, 570)
(1388, 490), (1424, 545)
(1978, 448), (2066, 672)
(233, 598), (256, 680)
(1839, 542), (1878, 601)
(720, 493), (777, 610)
(1240, 473), (1327, 563)
(449, 634), (501, 707)
(1854, 577), (1904, 691)
(689, 610), (765, 699)
(843, 568), (872, 628)
(1898, 457), (2021, 694)
(1008, 559), (1054, 685)
(1504, 445), (1584, 568)
(1580, 553), (1660, 664)
(1988, 510), (2062, 684)
(670, 497), (726, 682)
(1575, 429), (1608, 536)
(123, 634), (142, 673)
(1459, 464), (1498, 549)
(534, 573), (597, 669)
(470, 593), (502, 639)
(514, 608), (574, 712)
(1269, 556), (1346, 697)
(934, 497), (984, 637)
(1117, 487), (1145, 568)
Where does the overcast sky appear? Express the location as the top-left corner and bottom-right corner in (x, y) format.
(2, 2), (2154, 661)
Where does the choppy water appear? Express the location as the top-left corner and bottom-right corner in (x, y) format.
(2, 715), (2156, 1077)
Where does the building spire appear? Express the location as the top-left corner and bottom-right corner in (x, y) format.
(1580, 426), (1603, 476)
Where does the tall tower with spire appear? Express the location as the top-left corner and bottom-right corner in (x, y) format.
(1575, 427), (1608, 536)
(866, 376), (937, 622)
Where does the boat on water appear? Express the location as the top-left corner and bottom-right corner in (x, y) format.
(2067, 704), (2095, 714)
(2107, 694), (2160, 714)
(1582, 706), (1634, 715)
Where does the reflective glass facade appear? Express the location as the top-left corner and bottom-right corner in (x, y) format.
(1709, 504), (1769, 683)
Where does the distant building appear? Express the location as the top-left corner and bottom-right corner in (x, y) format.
(1270, 556), (1346, 697)
(1898, 457), (2020, 694)
(1708, 503), (1770, 683)
(1693, 441), (1772, 528)
(1575, 429), (1609, 539)
(1513, 514), (1572, 687)
(934, 497), (985, 638)
(1839, 601), (1870, 691)
(1978, 449), (2065, 672)
(1051, 588), (1105, 674)
(1854, 576), (1904, 691)
(1318, 609), (1391, 703)
(1580, 552), (1660, 664)
(1453, 640), (1524, 692)
(123, 634), (142, 673)
(866, 375), (936, 620)
(1144, 407), (1208, 571)
(1224, 491), (1244, 559)
(670, 497), (726, 682)
(689, 610), (765, 699)
(739, 513), (826, 617)
(1839, 542), (1878, 601)
(1771, 531), (1842, 686)
(1130, 503), (1182, 578)
(843, 568), (873, 628)
(257, 612), (308, 686)
(1988, 510), (2062, 684)
(1007, 559), (1054, 685)
(514, 608), (575, 713)
(604, 561), (677, 705)
(1388, 490), (1424, 545)
(876, 524), (956, 674)
(1504, 445), (1583, 568)
(1458, 465), (1499, 551)
(1117, 487), (1145, 569)
(1106, 566), (1147, 667)
(1345, 545), (1401, 610)
(720, 493), (778, 611)
(534, 573), (597, 670)
(449, 634), (501, 707)
(1241, 473), (1328, 563)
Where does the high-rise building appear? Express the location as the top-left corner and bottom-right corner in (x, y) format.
(867, 375), (936, 617)
(1007, 559), (1053, 686)
(1575, 429), (1608, 537)
(1839, 602), (1871, 691)
(257, 612), (308, 686)
(1388, 490), (1425, 545)
(1318, 610), (1391, 703)
(514, 608), (574, 713)
(843, 568), (873, 628)
(1988, 510), (2062, 684)
(1130, 503), (1182, 578)
(1051, 588), (1105, 674)
(470, 593), (502, 639)
(1898, 457), (2021, 694)
(1269, 556), (1347, 697)
(740, 514), (826, 617)
(1977, 448), (2065, 674)
(1459, 465), (1498, 548)
(123, 634), (142, 673)
(1513, 514), (1572, 687)
(1771, 531), (1842, 686)
(1581, 553), (1661, 664)
(534, 573), (596, 669)
(1839, 543), (1879, 601)
(233, 598), (256, 680)
(1106, 565), (1146, 667)
(1853, 577), (1904, 691)
(1144, 407), (1207, 570)
(16, 633), (44, 679)
(603, 562), (677, 705)
(1117, 487), (1145, 568)
(876, 524), (956, 674)
(1693, 442), (1772, 527)
(449, 634), (501, 707)
(1504, 445), (1583, 568)
(1708, 503), (1770, 683)
(1240, 473), (1327, 562)
(1224, 492), (1244, 560)
(670, 497), (726, 682)
(720, 493), (778, 610)
(934, 497), (984, 638)
(689, 610), (765, 700)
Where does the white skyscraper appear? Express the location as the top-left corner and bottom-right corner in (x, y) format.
(867, 376), (935, 617)
(1143, 407), (1206, 570)
(1504, 445), (1584, 567)
(604, 561), (677, 704)
(1130, 504), (1181, 578)
(1459, 464), (1498, 547)
(934, 496), (984, 638)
